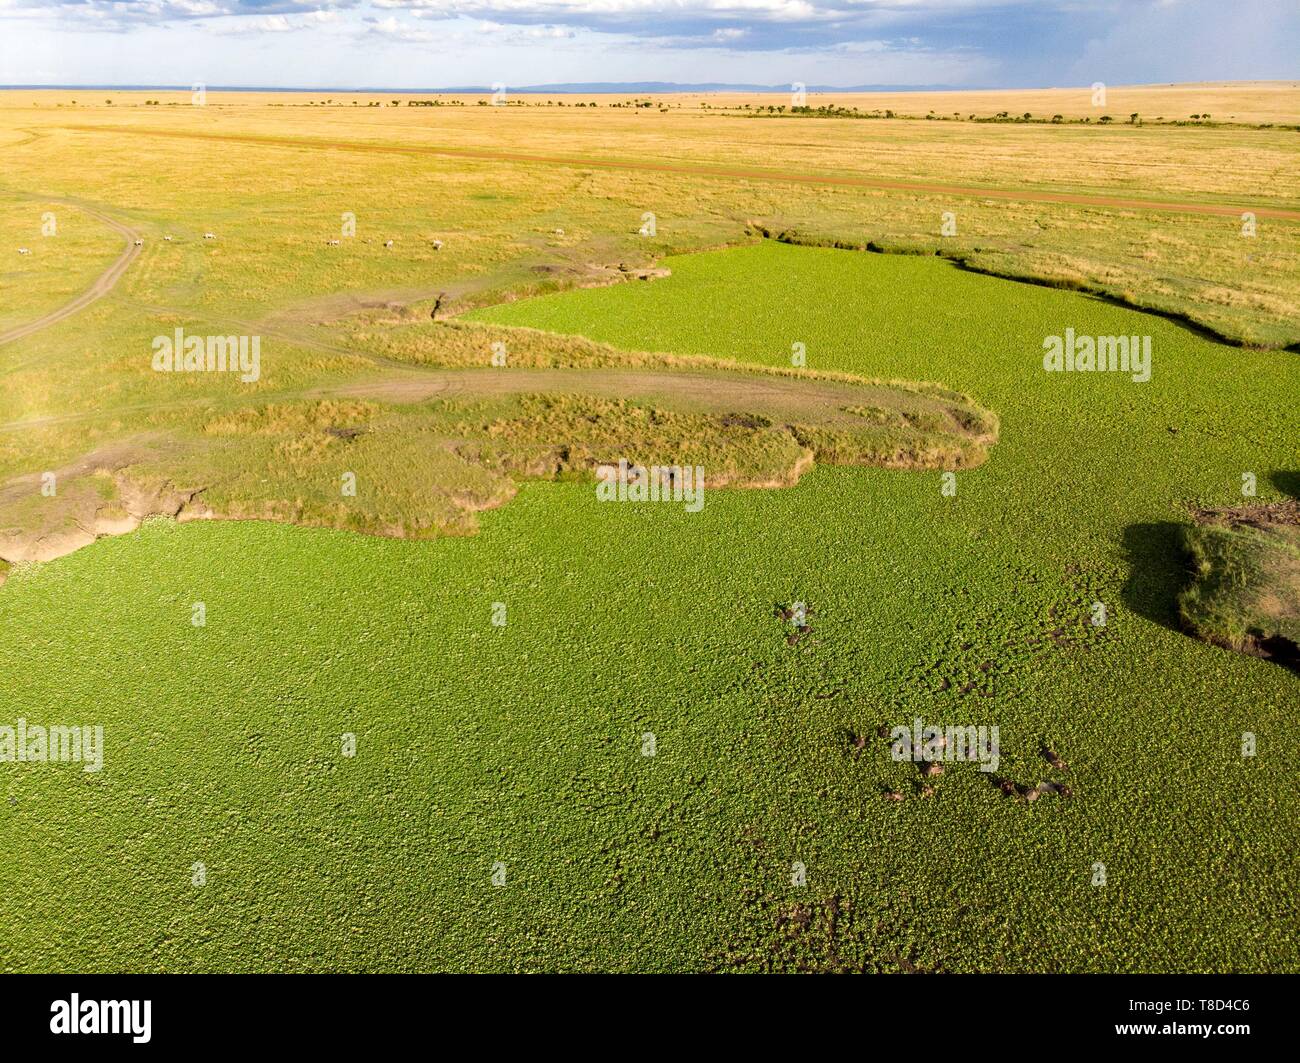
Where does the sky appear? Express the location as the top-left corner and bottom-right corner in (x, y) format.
(0, 0), (1296, 91)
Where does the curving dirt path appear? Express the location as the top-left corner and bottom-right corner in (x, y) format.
(329, 366), (978, 432)
(0, 200), (142, 348)
(62, 123), (1300, 222)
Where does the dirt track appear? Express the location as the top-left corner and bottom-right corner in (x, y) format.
(330, 366), (981, 433)
(0, 200), (141, 347)
(63, 123), (1300, 222)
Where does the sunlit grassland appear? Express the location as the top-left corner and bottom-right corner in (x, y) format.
(0, 197), (123, 331)
(20, 90), (1300, 201)
(2, 98), (1298, 349)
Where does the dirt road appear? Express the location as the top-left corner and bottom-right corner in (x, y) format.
(329, 366), (978, 432)
(0, 201), (141, 348)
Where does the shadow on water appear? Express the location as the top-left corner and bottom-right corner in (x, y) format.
(1122, 509), (1300, 678)
(1270, 470), (1300, 501)
(1120, 521), (1190, 636)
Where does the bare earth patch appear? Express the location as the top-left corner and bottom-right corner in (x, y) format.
(0, 364), (996, 580)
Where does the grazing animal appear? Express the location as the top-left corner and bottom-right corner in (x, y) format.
(920, 761), (943, 778)
(1015, 783), (1037, 800)
(328, 239), (340, 246)
(431, 239), (443, 250)
(554, 228), (564, 235)
(204, 233), (216, 240)
(1043, 747), (1069, 771)
(163, 235), (173, 241)
(384, 239), (394, 248)
(133, 238), (143, 246)
(883, 790), (905, 802)
(17, 248), (30, 255)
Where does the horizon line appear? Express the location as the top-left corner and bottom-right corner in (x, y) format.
(2, 79), (1290, 95)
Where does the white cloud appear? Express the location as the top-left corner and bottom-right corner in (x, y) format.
(474, 18), (574, 38)
(373, 0), (832, 20)
(364, 14), (437, 41)
(1, 0), (1290, 89)
(247, 14), (293, 31)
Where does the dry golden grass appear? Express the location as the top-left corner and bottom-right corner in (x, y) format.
(4, 84), (1295, 345)
(5, 81), (1294, 201)
(0, 199), (124, 331)
(3, 81), (1296, 123)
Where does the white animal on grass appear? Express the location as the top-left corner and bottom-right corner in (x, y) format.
(384, 239), (394, 248)
(328, 239), (340, 246)
(134, 238), (143, 246)
(164, 236), (173, 241)
(431, 239), (443, 250)
(204, 233), (216, 240)
(17, 248), (30, 255)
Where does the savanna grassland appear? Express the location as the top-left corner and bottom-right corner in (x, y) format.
(0, 87), (1297, 972)
(0, 196), (125, 334)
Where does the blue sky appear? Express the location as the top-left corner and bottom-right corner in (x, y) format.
(0, 1), (1296, 90)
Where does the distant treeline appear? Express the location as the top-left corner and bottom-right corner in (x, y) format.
(725, 103), (1294, 130)
(45, 97), (1297, 128)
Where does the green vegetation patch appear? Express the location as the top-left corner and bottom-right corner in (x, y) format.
(1178, 500), (1300, 661)
(2, 243), (1297, 973)
(0, 354), (995, 561)
(0, 239), (999, 565)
